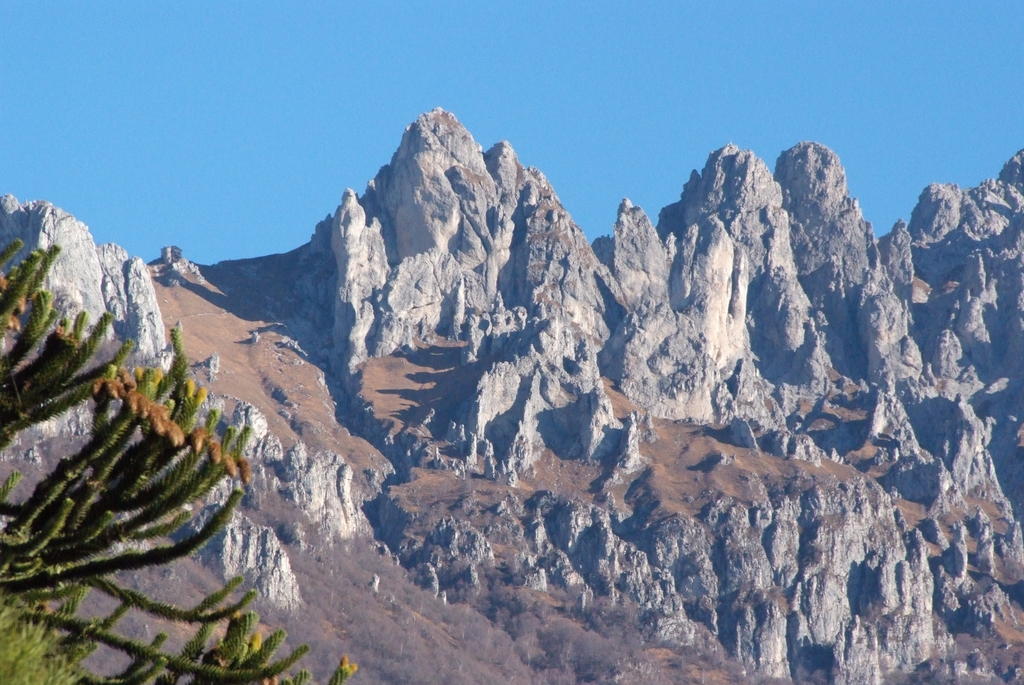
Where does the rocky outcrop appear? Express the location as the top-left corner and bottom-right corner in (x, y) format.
(775, 142), (873, 284)
(360, 109), (619, 352)
(379, 453), (943, 681)
(0, 194), (165, 359)
(204, 512), (302, 610)
(600, 143), (826, 427)
(306, 110), (626, 479)
(98, 243), (166, 360)
(232, 402), (373, 547)
(660, 143), (814, 376)
(263, 441), (371, 544)
(593, 198), (671, 308)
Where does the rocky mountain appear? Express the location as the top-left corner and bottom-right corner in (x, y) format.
(4, 109), (1024, 683)
(0, 195), (166, 360)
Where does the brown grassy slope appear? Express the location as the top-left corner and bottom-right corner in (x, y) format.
(151, 264), (386, 474)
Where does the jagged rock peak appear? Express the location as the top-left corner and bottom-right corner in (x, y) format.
(614, 197), (655, 235)
(774, 142), (873, 281)
(597, 198), (669, 306)
(365, 108), (532, 266)
(1000, 148), (1024, 187)
(774, 141), (849, 219)
(685, 144), (782, 213)
(659, 144), (782, 239)
(908, 149), (1024, 248)
(395, 107), (486, 168)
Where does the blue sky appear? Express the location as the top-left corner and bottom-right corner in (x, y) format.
(1, 2), (1022, 263)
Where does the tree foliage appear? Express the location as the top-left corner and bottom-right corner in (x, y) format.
(0, 590), (79, 685)
(0, 240), (357, 684)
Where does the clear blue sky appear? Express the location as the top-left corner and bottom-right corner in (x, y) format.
(2, 2), (1022, 263)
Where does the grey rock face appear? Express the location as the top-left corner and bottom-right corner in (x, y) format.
(264, 441), (371, 544)
(594, 198), (671, 308)
(344, 108), (619, 360)
(192, 401), (381, 614)
(312, 110), (626, 477)
(453, 313), (620, 476)
(381, 464), (939, 681)
(601, 143), (828, 427)
(1, 195), (108, 317)
(775, 142), (873, 284)
(329, 190), (389, 375)
(776, 143), (885, 382)
(673, 145), (810, 367)
(1000, 149), (1024, 187)
(369, 108), (503, 266)
(204, 512), (302, 610)
(97, 243), (166, 359)
(0, 195), (165, 360)
(231, 401), (373, 547)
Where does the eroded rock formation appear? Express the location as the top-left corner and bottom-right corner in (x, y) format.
(7, 111), (1024, 682)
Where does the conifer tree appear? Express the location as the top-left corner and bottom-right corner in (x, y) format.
(0, 240), (357, 684)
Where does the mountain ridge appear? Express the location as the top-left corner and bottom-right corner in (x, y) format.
(4, 110), (1024, 682)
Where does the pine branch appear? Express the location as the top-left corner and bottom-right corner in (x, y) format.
(0, 241), (355, 683)
(87, 577), (254, 623)
(35, 611), (309, 683)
